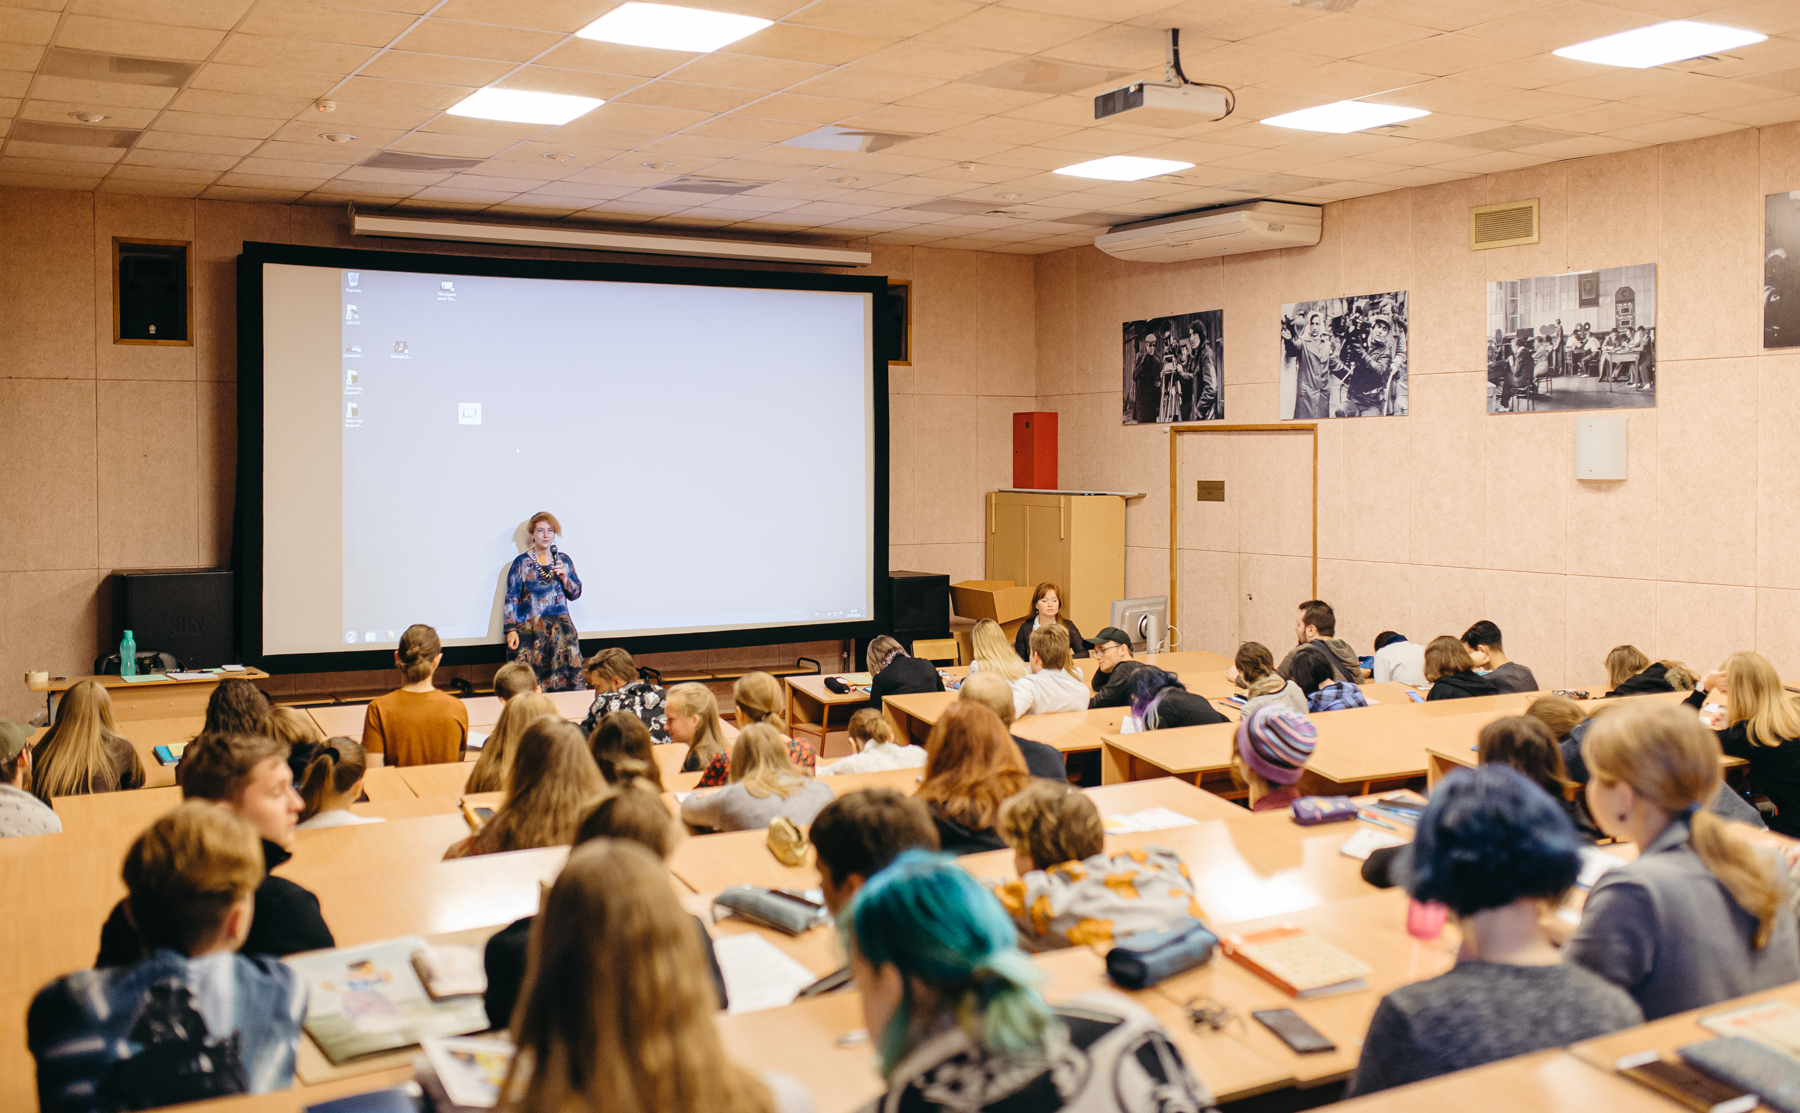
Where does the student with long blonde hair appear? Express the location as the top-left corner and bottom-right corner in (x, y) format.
(446, 719), (601, 858)
(667, 682), (730, 774)
(1603, 645), (1696, 697)
(1688, 652), (1800, 836)
(967, 619), (1027, 682)
(32, 680), (144, 802)
(1568, 700), (1799, 1019)
(680, 724), (832, 833)
(916, 701), (1030, 854)
(497, 840), (808, 1113)
(696, 671), (811, 786)
(464, 692), (555, 794)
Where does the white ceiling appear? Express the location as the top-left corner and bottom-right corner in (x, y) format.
(2, 0), (1799, 253)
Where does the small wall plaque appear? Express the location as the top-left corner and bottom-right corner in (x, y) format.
(1196, 480), (1225, 502)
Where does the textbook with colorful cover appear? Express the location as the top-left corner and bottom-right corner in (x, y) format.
(1224, 926), (1370, 999)
(1701, 1000), (1800, 1057)
(152, 741), (188, 766)
(290, 937), (489, 1064)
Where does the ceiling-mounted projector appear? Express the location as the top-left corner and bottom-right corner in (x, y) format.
(1095, 83), (1230, 126)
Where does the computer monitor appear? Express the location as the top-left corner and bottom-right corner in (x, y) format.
(1110, 596), (1171, 654)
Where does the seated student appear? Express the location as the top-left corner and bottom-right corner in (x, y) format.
(1234, 705), (1317, 812)
(446, 719), (602, 858)
(1462, 621), (1538, 693)
(482, 769), (728, 1030)
(491, 660), (540, 701)
(1289, 644), (1369, 712)
(968, 618), (1028, 682)
(203, 677), (272, 736)
(578, 646), (669, 743)
(294, 738), (382, 830)
(31, 803), (308, 1112)
(866, 634), (946, 705)
(497, 840), (811, 1113)
(1011, 624), (1088, 718)
(1687, 652), (1800, 837)
(680, 723), (833, 833)
(1568, 700), (1800, 1019)
(1604, 645), (1697, 697)
(590, 710), (666, 790)
(362, 624), (468, 768)
(958, 673), (1068, 782)
(845, 851), (1214, 1113)
(1276, 599), (1365, 682)
(801, 788), (943, 997)
(991, 780), (1199, 952)
(819, 708), (925, 776)
(1344, 766), (1642, 1097)
(666, 682), (730, 774)
(0, 720), (60, 837)
(1128, 665), (1229, 729)
(1370, 631), (1427, 686)
(1423, 635), (1500, 701)
(1086, 626), (1142, 708)
(916, 702), (1031, 853)
(1524, 693), (1585, 745)
(33, 680), (146, 803)
(464, 691), (555, 795)
(695, 672), (813, 787)
(1235, 642), (1307, 717)
(1552, 699), (1765, 831)
(1013, 580), (1088, 661)
(98, 733), (334, 966)
(1477, 716), (1599, 841)
(264, 706), (323, 753)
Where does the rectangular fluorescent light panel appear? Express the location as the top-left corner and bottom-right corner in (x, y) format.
(447, 88), (603, 126)
(577, 2), (772, 52)
(1553, 20), (1766, 68)
(1262, 100), (1430, 133)
(1054, 156), (1194, 182)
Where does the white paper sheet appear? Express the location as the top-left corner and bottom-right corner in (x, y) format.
(712, 932), (820, 1015)
(1576, 846), (1626, 889)
(1103, 807), (1199, 834)
(1338, 827), (1406, 860)
(465, 730), (488, 751)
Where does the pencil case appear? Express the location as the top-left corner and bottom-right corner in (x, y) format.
(1682, 1036), (1800, 1113)
(1290, 796), (1359, 825)
(1105, 916), (1218, 989)
(712, 886), (829, 935)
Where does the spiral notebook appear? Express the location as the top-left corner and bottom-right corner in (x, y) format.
(1225, 926), (1370, 999)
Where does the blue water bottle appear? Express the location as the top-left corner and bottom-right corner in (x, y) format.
(119, 630), (137, 678)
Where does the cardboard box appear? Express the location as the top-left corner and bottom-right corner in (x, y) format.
(950, 580), (1034, 624)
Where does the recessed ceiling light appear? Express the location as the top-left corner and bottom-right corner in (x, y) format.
(447, 88), (602, 126)
(826, 176), (859, 185)
(1053, 155), (1194, 182)
(576, 2), (772, 53)
(70, 112), (108, 123)
(541, 151), (575, 160)
(641, 161), (674, 170)
(321, 132), (355, 143)
(994, 192), (1021, 201)
(1262, 100), (1429, 133)
(1553, 20), (1765, 69)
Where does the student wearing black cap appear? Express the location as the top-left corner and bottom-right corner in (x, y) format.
(1087, 627), (1143, 709)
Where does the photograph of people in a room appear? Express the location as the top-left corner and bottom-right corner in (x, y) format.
(1486, 265), (1656, 413)
(1122, 309), (1224, 425)
(1280, 291), (1408, 419)
(1767, 191), (1800, 348)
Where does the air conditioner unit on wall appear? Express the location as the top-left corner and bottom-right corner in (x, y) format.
(1093, 201), (1322, 263)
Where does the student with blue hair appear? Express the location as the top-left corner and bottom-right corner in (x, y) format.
(1345, 765), (1642, 1096)
(843, 850), (1215, 1113)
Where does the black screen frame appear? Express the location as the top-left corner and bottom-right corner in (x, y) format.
(235, 240), (891, 675)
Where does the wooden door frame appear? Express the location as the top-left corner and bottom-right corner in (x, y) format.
(1167, 423), (1319, 629)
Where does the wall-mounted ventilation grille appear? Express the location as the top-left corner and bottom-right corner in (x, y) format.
(651, 177), (760, 195)
(10, 119), (141, 148)
(1470, 199), (1539, 250)
(40, 48), (196, 87)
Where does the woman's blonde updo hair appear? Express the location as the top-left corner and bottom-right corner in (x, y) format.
(527, 511), (561, 536)
(732, 672), (787, 734)
(397, 624), (442, 683)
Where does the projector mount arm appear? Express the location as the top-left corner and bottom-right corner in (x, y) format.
(1163, 28), (1236, 121)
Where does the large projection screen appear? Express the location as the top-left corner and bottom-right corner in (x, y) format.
(237, 242), (888, 672)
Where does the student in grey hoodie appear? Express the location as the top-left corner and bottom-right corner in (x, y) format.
(1276, 600), (1366, 683)
(1234, 642), (1307, 717)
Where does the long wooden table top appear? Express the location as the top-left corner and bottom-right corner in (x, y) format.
(303, 688), (597, 742)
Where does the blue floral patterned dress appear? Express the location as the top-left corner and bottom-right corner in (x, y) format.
(504, 550), (585, 691)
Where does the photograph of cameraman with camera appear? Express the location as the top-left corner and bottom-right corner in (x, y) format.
(1280, 291), (1409, 419)
(1121, 309), (1224, 425)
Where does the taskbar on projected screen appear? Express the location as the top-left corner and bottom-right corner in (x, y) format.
(338, 610), (869, 646)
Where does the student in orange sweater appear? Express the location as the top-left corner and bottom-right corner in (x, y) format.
(361, 624), (468, 767)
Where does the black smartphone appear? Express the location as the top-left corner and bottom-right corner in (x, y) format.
(1252, 1008), (1336, 1054)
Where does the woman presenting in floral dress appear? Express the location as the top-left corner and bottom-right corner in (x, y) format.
(503, 511), (585, 691)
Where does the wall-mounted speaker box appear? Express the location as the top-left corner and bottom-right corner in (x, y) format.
(1013, 411), (1058, 489)
(115, 239), (190, 344)
(889, 571), (950, 642)
(1575, 414), (1627, 480)
(111, 569), (234, 669)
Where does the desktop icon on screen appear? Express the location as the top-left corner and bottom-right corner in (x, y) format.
(458, 402), (482, 425)
(365, 631), (378, 643)
(345, 304), (359, 321)
(440, 281), (454, 292)
(345, 344), (361, 357)
(347, 272), (359, 287)
(393, 341), (409, 356)
(346, 402), (358, 418)
(345, 370), (358, 385)
(344, 631), (357, 644)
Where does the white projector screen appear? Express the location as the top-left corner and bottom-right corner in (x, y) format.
(251, 251), (879, 661)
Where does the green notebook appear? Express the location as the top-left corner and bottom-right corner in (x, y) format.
(117, 673), (166, 684)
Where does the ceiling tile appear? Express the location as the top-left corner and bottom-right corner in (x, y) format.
(494, 66), (641, 101)
(135, 129), (261, 155)
(736, 91), (878, 123)
(1167, 40), (1332, 86)
(686, 113), (814, 141)
(838, 104), (984, 133)
(203, 184), (308, 201)
(121, 146), (240, 170)
(386, 130), (521, 157)
(237, 3), (418, 47)
(395, 19), (563, 62)
(0, 6), (58, 44)
(635, 133), (765, 157)
(934, 116), (1079, 145)
(170, 88), (316, 118)
(19, 98), (157, 127)
(213, 35), (381, 73)
(1352, 31), (1540, 76)
(668, 51), (828, 90)
(1699, 0), (1800, 36)
(1349, 0), (1562, 32)
(1456, 88), (1603, 120)
(725, 24), (893, 66)
(1252, 59), (1434, 101)
(1133, 1), (1322, 43)
(898, 82), (1050, 115)
(0, 42), (44, 70)
(220, 167), (334, 188)
(54, 15), (224, 60)
(787, 0), (981, 36)
(1629, 78), (1788, 114)
(359, 51), (517, 87)
(430, 0), (607, 34)
(614, 80), (770, 114)
(333, 76), (474, 110)
(1605, 113), (1746, 143)
(856, 40), (1022, 81)
(190, 64), (340, 99)
(1461, 1), (1652, 51)
(235, 154), (358, 177)
(917, 8), (1109, 55)
(1243, 13), (1438, 59)
(28, 74), (177, 109)
(437, 171), (562, 191)
(257, 134), (394, 159)
(109, 163), (219, 183)
(786, 65), (942, 103)
(1705, 93), (1800, 125)
(538, 39), (689, 79)
(1531, 100), (1682, 132)
(292, 102), (436, 129)
(157, 110), (288, 139)
(1435, 148), (1555, 172)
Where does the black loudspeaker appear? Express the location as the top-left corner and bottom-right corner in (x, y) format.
(889, 571), (949, 641)
(117, 242), (188, 342)
(110, 569), (234, 669)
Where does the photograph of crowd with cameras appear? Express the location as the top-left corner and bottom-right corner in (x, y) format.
(1280, 291), (1409, 419)
(1485, 264), (1656, 414)
(1122, 309), (1224, 425)
(1768, 190), (1800, 349)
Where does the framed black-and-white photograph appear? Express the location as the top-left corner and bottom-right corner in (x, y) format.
(1485, 265), (1655, 413)
(1279, 291), (1408, 419)
(1122, 309), (1223, 425)
(1767, 192), (1800, 348)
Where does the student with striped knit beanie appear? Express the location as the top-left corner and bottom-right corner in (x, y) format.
(1235, 705), (1317, 812)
